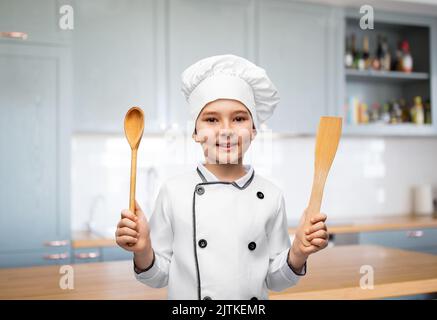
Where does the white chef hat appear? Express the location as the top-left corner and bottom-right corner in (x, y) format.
(181, 54), (280, 134)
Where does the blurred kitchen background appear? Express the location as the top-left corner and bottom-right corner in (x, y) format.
(1, 0), (437, 270)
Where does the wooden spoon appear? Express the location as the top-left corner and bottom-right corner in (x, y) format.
(302, 116), (342, 246)
(124, 107), (145, 214)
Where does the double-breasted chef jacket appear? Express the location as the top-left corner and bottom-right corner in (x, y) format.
(134, 162), (306, 300)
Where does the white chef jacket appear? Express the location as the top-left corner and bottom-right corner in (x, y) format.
(134, 162), (306, 300)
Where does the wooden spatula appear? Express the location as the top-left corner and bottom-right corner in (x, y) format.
(302, 116), (342, 246)
(124, 107), (145, 214)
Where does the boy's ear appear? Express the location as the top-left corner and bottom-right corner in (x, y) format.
(192, 132), (198, 142)
(192, 127), (197, 141)
(192, 131), (204, 143)
(251, 126), (257, 141)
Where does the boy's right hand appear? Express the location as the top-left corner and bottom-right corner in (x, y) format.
(116, 200), (151, 254)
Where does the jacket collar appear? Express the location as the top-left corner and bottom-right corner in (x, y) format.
(196, 161), (254, 189)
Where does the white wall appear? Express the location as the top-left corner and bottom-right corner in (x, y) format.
(71, 133), (437, 233)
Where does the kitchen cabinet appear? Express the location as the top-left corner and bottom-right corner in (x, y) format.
(340, 8), (437, 136)
(0, 0), (72, 45)
(359, 228), (437, 255)
(64, 0), (437, 136)
(71, 246), (132, 264)
(72, 248), (102, 264)
(71, 0), (342, 135)
(0, 42), (72, 268)
(71, 0), (256, 134)
(101, 246), (133, 261)
(167, 0), (254, 132)
(0, 247), (71, 268)
(258, 1), (342, 134)
(167, 0), (342, 134)
(72, 0), (161, 133)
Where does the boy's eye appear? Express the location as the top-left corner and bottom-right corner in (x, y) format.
(205, 117), (218, 123)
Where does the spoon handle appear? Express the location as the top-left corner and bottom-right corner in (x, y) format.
(129, 148), (138, 214)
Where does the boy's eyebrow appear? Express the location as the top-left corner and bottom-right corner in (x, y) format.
(232, 110), (250, 115)
(200, 111), (220, 117)
(201, 109), (249, 116)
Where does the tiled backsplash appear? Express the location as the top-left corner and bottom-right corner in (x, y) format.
(72, 133), (437, 234)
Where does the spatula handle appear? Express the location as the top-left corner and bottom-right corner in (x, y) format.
(302, 172), (327, 246)
(129, 148), (138, 214)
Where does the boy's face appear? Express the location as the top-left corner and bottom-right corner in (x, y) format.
(192, 99), (256, 165)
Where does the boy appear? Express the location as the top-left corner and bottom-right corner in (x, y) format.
(116, 54), (328, 300)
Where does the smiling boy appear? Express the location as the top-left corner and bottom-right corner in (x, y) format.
(116, 54), (328, 300)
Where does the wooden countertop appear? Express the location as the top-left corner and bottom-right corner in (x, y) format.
(72, 231), (116, 249)
(1, 245), (437, 300)
(272, 245), (437, 299)
(72, 216), (437, 249)
(288, 215), (437, 235)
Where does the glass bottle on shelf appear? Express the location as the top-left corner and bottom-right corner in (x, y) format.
(350, 34), (358, 69)
(390, 100), (402, 124)
(424, 99), (432, 125)
(411, 96), (424, 125)
(401, 40), (413, 73)
(381, 103), (391, 124)
(355, 36), (365, 71)
(357, 53), (365, 71)
(370, 103), (380, 123)
(345, 35), (354, 68)
(359, 103), (369, 124)
(392, 41), (402, 71)
(362, 35), (370, 70)
(399, 98), (410, 123)
(372, 34), (383, 70)
(381, 37), (391, 71)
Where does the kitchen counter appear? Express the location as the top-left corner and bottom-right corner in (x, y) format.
(273, 244), (437, 299)
(72, 216), (437, 249)
(1, 245), (437, 300)
(288, 215), (437, 235)
(72, 231), (116, 249)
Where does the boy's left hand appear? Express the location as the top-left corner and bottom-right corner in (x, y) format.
(288, 211), (329, 273)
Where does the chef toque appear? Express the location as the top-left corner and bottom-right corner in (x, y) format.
(181, 54), (280, 134)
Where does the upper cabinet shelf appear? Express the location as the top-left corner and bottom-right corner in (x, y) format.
(345, 69), (429, 82)
(344, 123), (435, 137)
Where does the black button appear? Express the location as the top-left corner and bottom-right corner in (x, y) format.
(198, 239), (207, 248)
(248, 242), (256, 251)
(196, 186), (205, 195)
(203, 296), (212, 300)
(256, 191), (264, 199)
(250, 297), (258, 300)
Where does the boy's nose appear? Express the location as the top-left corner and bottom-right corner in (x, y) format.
(218, 127), (233, 137)
(219, 120), (233, 134)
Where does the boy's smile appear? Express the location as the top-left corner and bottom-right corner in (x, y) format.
(192, 99), (257, 165)
(216, 140), (238, 152)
